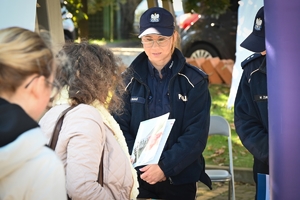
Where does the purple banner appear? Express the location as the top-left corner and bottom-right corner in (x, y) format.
(265, 0), (300, 199)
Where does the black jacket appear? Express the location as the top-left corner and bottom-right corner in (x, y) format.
(0, 98), (38, 147)
(114, 49), (212, 187)
(234, 53), (269, 165)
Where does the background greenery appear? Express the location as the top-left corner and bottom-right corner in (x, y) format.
(63, 0), (235, 40)
(207, 84), (253, 168)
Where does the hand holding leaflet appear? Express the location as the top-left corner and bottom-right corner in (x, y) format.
(131, 113), (175, 168)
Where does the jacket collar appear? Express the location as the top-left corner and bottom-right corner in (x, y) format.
(129, 48), (186, 82)
(0, 98), (38, 147)
(258, 56), (267, 74)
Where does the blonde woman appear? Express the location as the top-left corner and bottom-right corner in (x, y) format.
(113, 7), (212, 200)
(0, 27), (67, 200)
(39, 42), (138, 200)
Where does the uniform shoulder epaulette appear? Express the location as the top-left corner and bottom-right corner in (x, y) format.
(241, 53), (263, 69)
(186, 62), (206, 76)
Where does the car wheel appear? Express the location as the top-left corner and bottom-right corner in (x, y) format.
(185, 43), (219, 59)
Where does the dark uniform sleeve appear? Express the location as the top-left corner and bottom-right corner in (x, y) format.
(234, 58), (269, 165)
(159, 66), (211, 179)
(113, 76), (136, 154)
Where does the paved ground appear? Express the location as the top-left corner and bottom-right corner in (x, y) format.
(197, 182), (255, 200)
(110, 47), (143, 67)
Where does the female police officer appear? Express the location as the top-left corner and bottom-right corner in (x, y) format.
(114, 7), (212, 200)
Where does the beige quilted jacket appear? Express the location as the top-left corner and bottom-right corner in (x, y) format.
(40, 104), (134, 200)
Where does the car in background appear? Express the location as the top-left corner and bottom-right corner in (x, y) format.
(179, 2), (238, 60)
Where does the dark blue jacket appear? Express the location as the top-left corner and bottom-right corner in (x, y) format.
(234, 54), (268, 165)
(114, 49), (211, 187)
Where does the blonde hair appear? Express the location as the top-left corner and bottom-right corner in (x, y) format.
(171, 31), (180, 53)
(0, 27), (55, 94)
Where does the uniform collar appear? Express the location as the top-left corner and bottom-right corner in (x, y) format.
(129, 48), (186, 82)
(258, 56), (267, 74)
(147, 59), (173, 77)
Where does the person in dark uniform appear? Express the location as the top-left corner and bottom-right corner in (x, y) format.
(234, 6), (268, 199)
(113, 7), (212, 200)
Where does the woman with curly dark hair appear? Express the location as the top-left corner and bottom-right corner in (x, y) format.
(39, 42), (138, 200)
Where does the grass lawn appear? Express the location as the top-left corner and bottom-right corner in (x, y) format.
(206, 84), (253, 169)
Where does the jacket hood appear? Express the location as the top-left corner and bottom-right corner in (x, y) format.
(0, 128), (48, 179)
(0, 98), (48, 179)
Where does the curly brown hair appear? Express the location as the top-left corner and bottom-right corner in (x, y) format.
(57, 41), (126, 114)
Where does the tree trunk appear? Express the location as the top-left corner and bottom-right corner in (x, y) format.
(78, 0), (89, 40)
(119, 0), (142, 39)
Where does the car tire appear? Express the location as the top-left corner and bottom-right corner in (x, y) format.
(185, 43), (220, 59)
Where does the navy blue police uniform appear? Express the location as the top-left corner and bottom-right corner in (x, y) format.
(234, 53), (269, 186)
(114, 48), (212, 200)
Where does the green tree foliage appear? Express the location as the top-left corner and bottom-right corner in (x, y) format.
(182, 0), (231, 15)
(88, 0), (126, 14)
(62, 0), (86, 25)
(63, 0), (125, 26)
